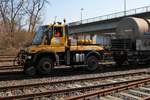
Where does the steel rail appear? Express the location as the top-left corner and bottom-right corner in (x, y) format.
(142, 96), (150, 100)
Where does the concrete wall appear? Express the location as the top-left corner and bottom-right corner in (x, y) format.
(69, 33), (114, 46)
(93, 34), (110, 45)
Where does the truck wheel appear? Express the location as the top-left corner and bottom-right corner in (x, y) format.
(37, 57), (54, 75)
(86, 56), (99, 71)
(24, 67), (36, 76)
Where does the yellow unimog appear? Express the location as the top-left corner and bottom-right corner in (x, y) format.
(17, 21), (104, 75)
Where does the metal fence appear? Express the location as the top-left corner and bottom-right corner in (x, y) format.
(69, 6), (150, 26)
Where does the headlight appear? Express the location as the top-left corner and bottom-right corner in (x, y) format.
(27, 55), (32, 59)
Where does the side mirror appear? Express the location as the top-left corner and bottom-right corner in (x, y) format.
(44, 40), (47, 45)
(68, 39), (71, 46)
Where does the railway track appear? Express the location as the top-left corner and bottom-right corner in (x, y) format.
(0, 55), (16, 59)
(66, 77), (150, 100)
(0, 71), (149, 99)
(0, 55), (16, 62)
(0, 55), (21, 71)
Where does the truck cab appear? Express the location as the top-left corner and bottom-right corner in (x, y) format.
(17, 22), (104, 76)
(30, 23), (67, 53)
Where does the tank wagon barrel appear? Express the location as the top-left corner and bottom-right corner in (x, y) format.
(116, 17), (150, 40)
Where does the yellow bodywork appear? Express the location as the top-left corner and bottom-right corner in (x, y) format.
(26, 44), (104, 54)
(70, 45), (103, 51)
(26, 24), (104, 54)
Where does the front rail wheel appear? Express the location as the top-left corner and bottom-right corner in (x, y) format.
(37, 57), (54, 75)
(86, 56), (99, 71)
(24, 66), (37, 76)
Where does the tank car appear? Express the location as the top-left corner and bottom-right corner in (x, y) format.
(111, 17), (150, 65)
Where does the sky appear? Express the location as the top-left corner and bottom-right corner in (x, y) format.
(43, 0), (150, 24)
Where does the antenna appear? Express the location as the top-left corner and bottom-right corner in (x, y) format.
(63, 18), (66, 24)
(54, 16), (57, 24)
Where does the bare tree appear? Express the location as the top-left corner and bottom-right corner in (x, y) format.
(0, 0), (9, 33)
(9, 0), (24, 46)
(0, 0), (49, 48)
(0, 0), (25, 46)
(24, 0), (48, 34)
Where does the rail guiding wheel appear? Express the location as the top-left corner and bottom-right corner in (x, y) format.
(24, 66), (36, 76)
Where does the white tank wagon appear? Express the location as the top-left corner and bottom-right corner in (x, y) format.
(116, 17), (150, 40)
(111, 17), (150, 65)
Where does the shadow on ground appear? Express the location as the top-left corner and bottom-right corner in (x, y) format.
(0, 64), (149, 81)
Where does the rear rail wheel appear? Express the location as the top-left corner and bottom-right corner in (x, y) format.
(24, 66), (37, 76)
(86, 56), (99, 71)
(113, 51), (127, 66)
(37, 57), (54, 75)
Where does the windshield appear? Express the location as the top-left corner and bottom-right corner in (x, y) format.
(32, 25), (49, 45)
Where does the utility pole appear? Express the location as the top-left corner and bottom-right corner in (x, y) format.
(81, 8), (83, 24)
(124, 0), (126, 16)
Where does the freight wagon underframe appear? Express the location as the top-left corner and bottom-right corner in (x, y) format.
(111, 39), (150, 65)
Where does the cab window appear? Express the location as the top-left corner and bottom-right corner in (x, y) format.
(54, 27), (63, 37)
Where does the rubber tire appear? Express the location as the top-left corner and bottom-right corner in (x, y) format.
(37, 57), (54, 75)
(86, 56), (99, 71)
(24, 67), (36, 76)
